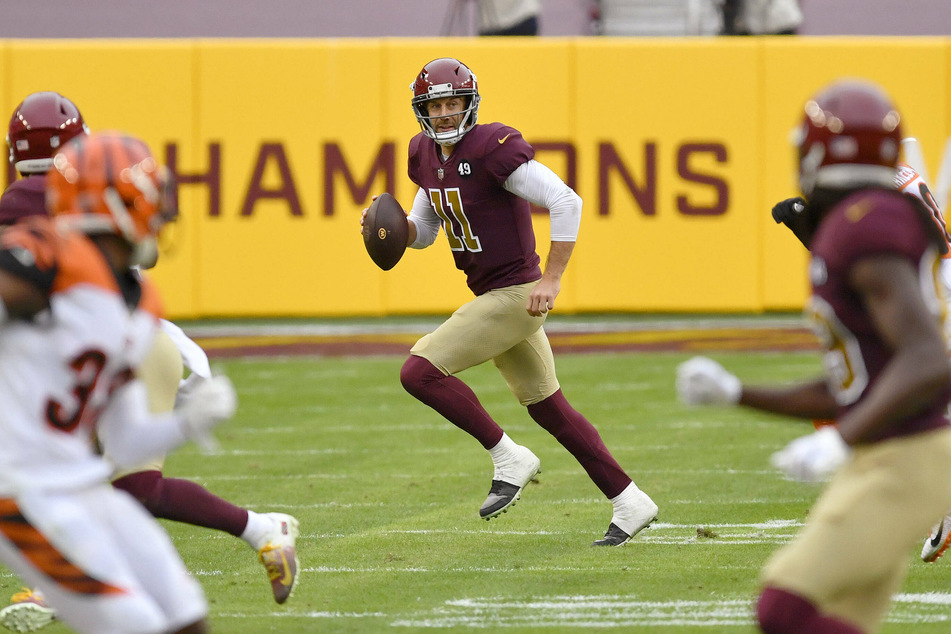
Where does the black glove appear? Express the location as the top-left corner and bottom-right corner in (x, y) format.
(771, 196), (812, 249)
(771, 197), (807, 225)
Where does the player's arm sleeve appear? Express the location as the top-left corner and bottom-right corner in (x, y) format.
(97, 379), (190, 469)
(160, 319), (211, 379)
(0, 228), (57, 318)
(503, 160), (582, 241)
(407, 187), (442, 249)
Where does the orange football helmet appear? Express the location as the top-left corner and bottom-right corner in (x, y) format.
(46, 131), (176, 263)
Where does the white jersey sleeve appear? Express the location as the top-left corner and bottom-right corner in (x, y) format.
(407, 187), (441, 249)
(160, 319), (211, 379)
(503, 159), (582, 241)
(97, 379), (190, 469)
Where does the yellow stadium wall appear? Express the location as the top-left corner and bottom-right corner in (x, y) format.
(2, 37), (948, 319)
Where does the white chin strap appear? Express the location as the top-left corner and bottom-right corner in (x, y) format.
(814, 165), (897, 191)
(423, 108), (475, 147)
(14, 158), (53, 174)
(433, 129), (466, 147)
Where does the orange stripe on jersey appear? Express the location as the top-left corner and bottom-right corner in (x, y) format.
(0, 498), (125, 596)
(0, 220), (59, 273)
(1, 217), (120, 295)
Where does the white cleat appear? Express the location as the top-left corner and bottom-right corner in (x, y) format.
(480, 446), (541, 520)
(258, 513), (300, 604)
(593, 488), (658, 547)
(0, 588), (55, 632)
(922, 513), (951, 563)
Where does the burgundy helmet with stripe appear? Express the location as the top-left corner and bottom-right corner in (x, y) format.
(411, 58), (481, 147)
(7, 91), (88, 175)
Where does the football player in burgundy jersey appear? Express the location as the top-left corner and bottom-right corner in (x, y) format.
(676, 80), (951, 633)
(364, 57), (658, 546)
(773, 159), (951, 566)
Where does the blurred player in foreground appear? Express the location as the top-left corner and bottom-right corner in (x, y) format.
(362, 57), (658, 546)
(772, 139), (951, 565)
(0, 131), (238, 633)
(677, 79), (951, 633)
(0, 93), (298, 632)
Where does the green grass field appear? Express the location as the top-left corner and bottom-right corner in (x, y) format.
(5, 347), (951, 632)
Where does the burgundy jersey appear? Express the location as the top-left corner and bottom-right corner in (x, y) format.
(408, 122), (541, 296)
(808, 188), (951, 443)
(0, 175), (47, 226)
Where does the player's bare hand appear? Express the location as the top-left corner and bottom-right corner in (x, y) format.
(527, 278), (560, 316)
(359, 195), (380, 232)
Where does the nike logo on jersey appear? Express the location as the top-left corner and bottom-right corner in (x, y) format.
(498, 133), (512, 145)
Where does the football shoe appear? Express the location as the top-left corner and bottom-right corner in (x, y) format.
(0, 588), (55, 632)
(258, 513), (300, 604)
(922, 513), (951, 563)
(593, 488), (658, 547)
(480, 445), (541, 520)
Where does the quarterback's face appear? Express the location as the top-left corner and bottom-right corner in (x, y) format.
(425, 97), (466, 136)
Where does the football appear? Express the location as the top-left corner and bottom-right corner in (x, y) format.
(362, 193), (408, 271)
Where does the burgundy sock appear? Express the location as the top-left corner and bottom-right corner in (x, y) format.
(112, 470), (249, 537)
(757, 587), (864, 634)
(526, 390), (631, 498)
(400, 355), (504, 449)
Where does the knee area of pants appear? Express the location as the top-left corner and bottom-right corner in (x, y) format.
(399, 356), (438, 393)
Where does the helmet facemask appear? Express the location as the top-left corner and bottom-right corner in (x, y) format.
(412, 89), (480, 147)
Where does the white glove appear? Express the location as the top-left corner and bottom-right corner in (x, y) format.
(175, 372), (205, 409)
(175, 375), (237, 452)
(770, 426), (851, 483)
(676, 356), (742, 406)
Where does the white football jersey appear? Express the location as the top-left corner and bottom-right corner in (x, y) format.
(0, 219), (161, 495)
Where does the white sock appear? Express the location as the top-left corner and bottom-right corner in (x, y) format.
(488, 433), (519, 466)
(610, 482), (647, 534)
(240, 511), (275, 550)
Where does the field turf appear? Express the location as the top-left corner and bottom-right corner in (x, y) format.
(4, 335), (951, 632)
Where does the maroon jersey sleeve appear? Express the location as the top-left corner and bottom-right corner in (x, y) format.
(814, 190), (934, 274)
(475, 125), (534, 184)
(0, 176), (48, 226)
(407, 133), (425, 186)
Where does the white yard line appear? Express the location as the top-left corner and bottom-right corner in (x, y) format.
(212, 593), (951, 628)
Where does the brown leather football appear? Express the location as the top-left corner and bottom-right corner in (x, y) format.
(363, 193), (408, 271)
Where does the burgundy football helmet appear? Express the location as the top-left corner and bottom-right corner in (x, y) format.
(7, 91), (89, 175)
(411, 58), (481, 146)
(796, 79), (902, 197)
